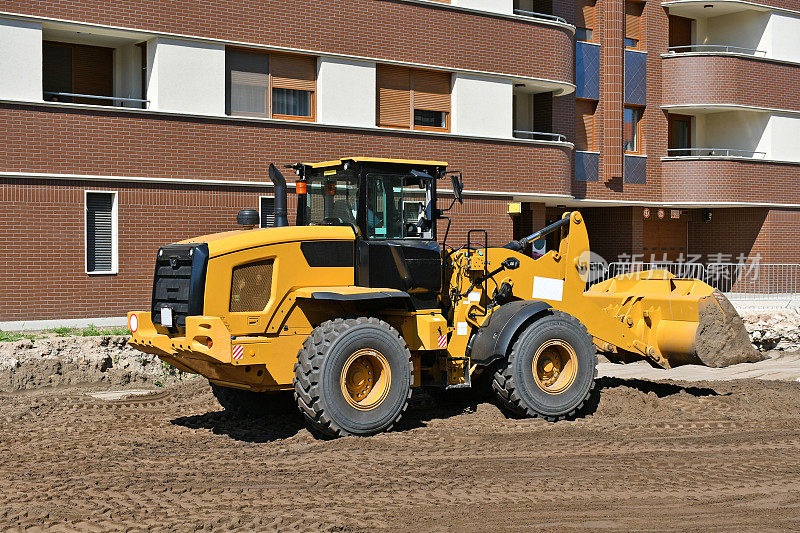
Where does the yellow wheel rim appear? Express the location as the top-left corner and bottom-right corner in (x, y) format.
(532, 339), (578, 395)
(340, 349), (392, 411)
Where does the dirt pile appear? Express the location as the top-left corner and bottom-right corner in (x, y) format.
(741, 308), (800, 351)
(0, 335), (191, 391)
(694, 291), (763, 367)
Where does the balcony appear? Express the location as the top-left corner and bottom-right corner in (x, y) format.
(663, 107), (800, 203)
(667, 44), (765, 57)
(662, 53), (800, 112)
(666, 148), (765, 158)
(664, 109), (779, 161)
(512, 0), (567, 24)
(661, 157), (800, 204)
(512, 88), (569, 143)
(41, 23), (149, 109)
(663, 0), (800, 64)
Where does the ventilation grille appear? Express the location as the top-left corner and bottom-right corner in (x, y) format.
(261, 197), (275, 227)
(230, 260), (274, 312)
(86, 192), (114, 273)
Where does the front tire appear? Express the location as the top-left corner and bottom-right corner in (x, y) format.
(294, 317), (412, 437)
(492, 311), (597, 421)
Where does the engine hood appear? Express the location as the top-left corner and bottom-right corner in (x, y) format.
(178, 225), (356, 258)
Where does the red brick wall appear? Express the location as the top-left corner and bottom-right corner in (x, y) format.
(0, 177), (514, 321)
(663, 55), (800, 111)
(662, 159), (800, 204)
(0, 179), (259, 321)
(6, 0), (574, 84)
(580, 206), (642, 261)
(580, 206), (800, 265)
(688, 208), (800, 264)
(1, 104), (573, 196)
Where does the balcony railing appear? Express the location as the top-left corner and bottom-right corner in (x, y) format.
(44, 91), (150, 108)
(513, 130), (567, 142)
(667, 148), (766, 158)
(512, 9), (568, 25)
(667, 45), (766, 56)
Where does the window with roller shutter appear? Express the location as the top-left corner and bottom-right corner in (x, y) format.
(226, 48), (316, 120)
(575, 99), (597, 151)
(575, 0), (596, 42)
(625, 1), (644, 49)
(376, 65), (451, 132)
(85, 192), (118, 274)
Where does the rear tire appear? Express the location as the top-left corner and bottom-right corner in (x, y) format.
(210, 382), (276, 417)
(492, 311), (597, 421)
(294, 317), (413, 437)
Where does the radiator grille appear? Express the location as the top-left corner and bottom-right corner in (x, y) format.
(152, 243), (208, 330)
(230, 260), (274, 312)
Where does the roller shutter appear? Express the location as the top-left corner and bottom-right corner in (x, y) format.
(576, 0), (595, 30)
(411, 69), (451, 114)
(227, 49), (269, 117)
(625, 1), (644, 43)
(86, 193), (115, 273)
(575, 99), (597, 151)
(377, 65), (412, 128)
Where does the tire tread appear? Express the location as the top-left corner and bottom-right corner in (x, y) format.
(491, 310), (598, 421)
(294, 317), (412, 437)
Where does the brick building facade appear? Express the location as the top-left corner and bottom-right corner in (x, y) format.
(0, 0), (798, 324)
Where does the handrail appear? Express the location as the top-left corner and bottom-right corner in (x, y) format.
(513, 130), (567, 142)
(668, 44), (766, 56)
(43, 91), (150, 106)
(512, 9), (568, 25)
(667, 148), (766, 158)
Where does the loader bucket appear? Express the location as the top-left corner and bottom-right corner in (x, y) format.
(586, 271), (762, 368)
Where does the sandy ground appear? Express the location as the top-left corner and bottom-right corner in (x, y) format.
(600, 350), (800, 382)
(2, 361), (800, 531)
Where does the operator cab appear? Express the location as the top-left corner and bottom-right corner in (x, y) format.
(294, 158), (458, 309)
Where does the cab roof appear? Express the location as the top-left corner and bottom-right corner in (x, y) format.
(304, 157), (448, 169)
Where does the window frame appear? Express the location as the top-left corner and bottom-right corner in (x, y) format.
(364, 172), (435, 241)
(226, 47), (316, 122)
(576, 27), (594, 42)
(624, 0), (645, 51)
(668, 114), (693, 155)
(376, 65), (451, 133)
(412, 109), (449, 132)
(575, 98), (598, 152)
(576, 0), (596, 43)
(623, 106), (644, 154)
(84, 190), (119, 275)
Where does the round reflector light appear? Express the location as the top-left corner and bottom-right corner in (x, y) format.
(129, 314), (139, 333)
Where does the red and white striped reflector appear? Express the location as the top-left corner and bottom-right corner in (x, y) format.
(437, 334), (448, 349)
(232, 344), (244, 360)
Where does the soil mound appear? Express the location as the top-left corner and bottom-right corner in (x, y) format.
(0, 335), (190, 391)
(695, 291), (764, 367)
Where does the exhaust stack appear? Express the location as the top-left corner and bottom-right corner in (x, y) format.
(268, 163), (289, 227)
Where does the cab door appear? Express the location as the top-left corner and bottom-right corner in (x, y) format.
(357, 171), (441, 309)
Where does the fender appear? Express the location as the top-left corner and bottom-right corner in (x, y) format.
(293, 286), (412, 310)
(469, 300), (552, 365)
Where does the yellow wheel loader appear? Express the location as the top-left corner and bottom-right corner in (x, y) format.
(127, 158), (758, 437)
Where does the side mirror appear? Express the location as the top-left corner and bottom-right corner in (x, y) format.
(450, 172), (464, 204)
